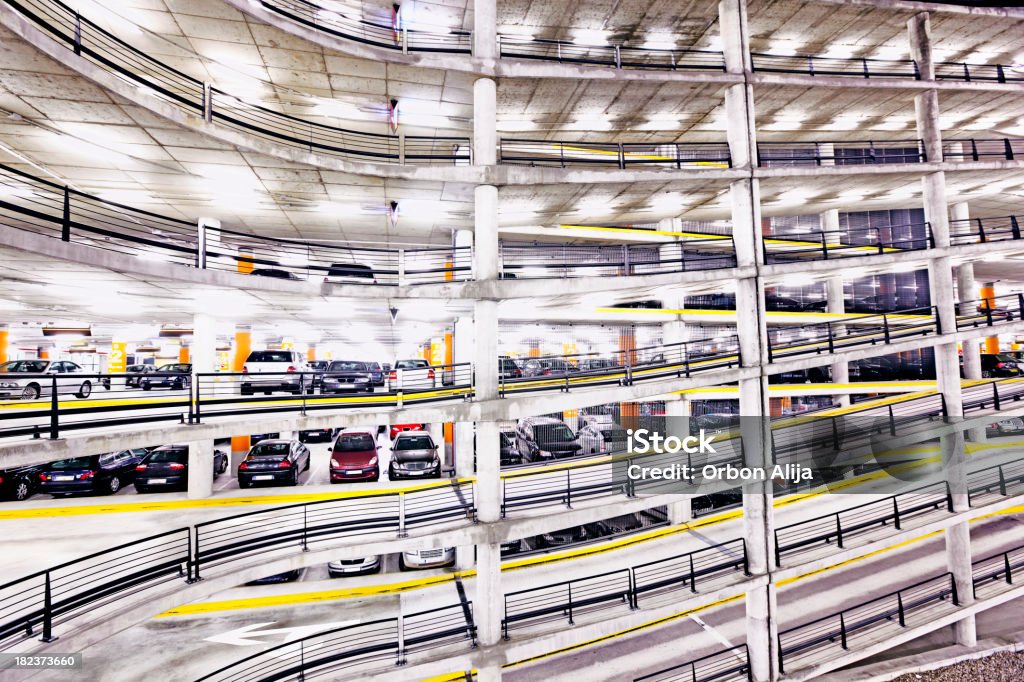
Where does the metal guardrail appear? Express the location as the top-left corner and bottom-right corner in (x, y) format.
(935, 61), (1024, 83)
(252, 0), (471, 54)
(498, 36), (726, 71)
(972, 542), (1024, 600)
(943, 138), (1024, 162)
(757, 140), (927, 167)
(195, 602), (475, 681)
(752, 53), (919, 79)
(767, 306), (941, 361)
(950, 214), (1024, 245)
(502, 539), (748, 636)
(498, 139), (732, 169)
(5, 0), (469, 165)
(635, 645), (752, 682)
(955, 294), (1023, 331)
(763, 223), (933, 263)
(777, 572), (959, 674)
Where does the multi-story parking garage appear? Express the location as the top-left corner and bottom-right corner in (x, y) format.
(0, 0), (1024, 680)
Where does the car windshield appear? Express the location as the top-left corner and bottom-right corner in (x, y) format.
(500, 432), (514, 447)
(250, 443), (290, 458)
(395, 436), (433, 450)
(50, 457), (93, 469)
(146, 449), (186, 463)
(247, 351), (293, 363)
(309, 361), (328, 370)
(602, 429), (629, 441)
(127, 365), (147, 372)
(994, 354), (1015, 361)
(535, 424), (575, 444)
(335, 434), (375, 452)
(328, 361), (366, 371)
(395, 360), (428, 369)
(158, 364), (190, 372)
(0, 360), (49, 373)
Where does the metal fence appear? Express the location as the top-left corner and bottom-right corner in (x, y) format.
(949, 214), (1024, 245)
(943, 138), (1024, 162)
(635, 645), (752, 682)
(972, 543), (1024, 601)
(763, 223), (933, 263)
(955, 294), (1023, 331)
(757, 140), (926, 167)
(777, 573), (959, 673)
(498, 37), (726, 71)
(751, 53), (919, 79)
(253, 0), (471, 53)
(6, 0), (469, 165)
(499, 140), (732, 168)
(767, 307), (940, 361)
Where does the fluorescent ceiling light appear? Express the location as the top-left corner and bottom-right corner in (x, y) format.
(642, 34), (676, 50)
(823, 45), (855, 59)
(573, 29), (609, 46)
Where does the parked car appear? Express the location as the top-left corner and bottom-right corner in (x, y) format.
(501, 538), (526, 555)
(769, 366), (831, 384)
(389, 432), (441, 479)
(399, 547), (455, 570)
(324, 263), (376, 284)
(849, 356), (899, 381)
(250, 432), (279, 445)
(0, 360), (94, 400)
(980, 353), (1021, 378)
(499, 356), (523, 380)
(387, 359), (436, 391)
(536, 524), (591, 548)
(515, 416), (581, 462)
(0, 464), (45, 501)
(134, 444), (228, 493)
(240, 350), (311, 395)
(389, 423), (424, 440)
(987, 417), (1024, 437)
(320, 360), (375, 394)
(580, 357), (618, 372)
(237, 439), (311, 488)
(38, 450), (147, 496)
(250, 268), (301, 280)
(328, 556), (382, 577)
(299, 427), (334, 443)
(330, 430), (380, 482)
(365, 361), (385, 386)
(592, 513), (644, 536)
(577, 421), (629, 455)
(521, 359), (580, 377)
(690, 413), (740, 436)
(123, 364), (155, 388)
(500, 429), (521, 466)
(307, 360), (330, 390)
(245, 569), (302, 585)
(140, 363), (192, 391)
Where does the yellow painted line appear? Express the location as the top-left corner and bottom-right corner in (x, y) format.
(550, 145), (731, 168)
(420, 673), (473, 682)
(559, 225), (734, 240)
(776, 531), (945, 586)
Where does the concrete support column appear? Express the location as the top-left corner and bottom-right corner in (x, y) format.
(474, 540), (502, 645)
(665, 395), (692, 524)
(825, 273), (850, 406)
(187, 438), (215, 499)
(472, 0), (497, 63)
(453, 315), (476, 478)
(476, 420), (501, 523)
(473, 78), (497, 168)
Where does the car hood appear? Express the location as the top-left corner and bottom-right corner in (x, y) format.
(333, 451), (376, 465)
(392, 449), (436, 462)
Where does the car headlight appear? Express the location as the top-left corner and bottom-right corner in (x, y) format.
(0, 381), (18, 388)
(431, 456), (440, 467)
(368, 456), (378, 466)
(538, 449), (553, 458)
(331, 459), (341, 468)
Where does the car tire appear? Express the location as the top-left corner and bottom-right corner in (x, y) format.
(304, 456), (310, 472)
(238, 479), (250, 489)
(218, 458), (228, 474)
(398, 556), (408, 571)
(76, 381), (92, 399)
(983, 370), (991, 378)
(371, 474), (380, 483)
(142, 384), (151, 391)
(389, 466), (398, 480)
(108, 476), (121, 494)
(135, 486), (147, 494)
(240, 385), (252, 396)
(13, 480), (31, 501)
(21, 384), (40, 400)
(289, 469), (298, 486)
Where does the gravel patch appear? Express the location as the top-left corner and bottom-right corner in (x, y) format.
(891, 651), (1024, 682)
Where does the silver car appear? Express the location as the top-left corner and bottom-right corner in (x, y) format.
(388, 432), (441, 479)
(327, 556), (382, 577)
(0, 360), (94, 400)
(400, 547), (455, 570)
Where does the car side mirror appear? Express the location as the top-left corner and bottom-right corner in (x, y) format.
(432, 445), (439, 450)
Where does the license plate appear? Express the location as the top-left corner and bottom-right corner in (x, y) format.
(54, 475), (75, 482)
(407, 470), (424, 476)
(345, 469), (362, 475)
(252, 475), (274, 481)
(149, 478), (167, 484)
(335, 383), (354, 389)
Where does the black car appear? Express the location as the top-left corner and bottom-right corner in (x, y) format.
(134, 444), (228, 493)
(769, 366), (830, 384)
(124, 364), (155, 388)
(536, 524), (591, 548)
(366, 361), (385, 386)
(237, 439), (311, 488)
(0, 464), (45, 501)
(140, 363), (191, 390)
(299, 427), (335, 443)
(980, 353), (1021, 378)
(307, 360), (330, 389)
(499, 356), (523, 380)
(250, 432), (279, 445)
(250, 268), (301, 280)
(38, 450), (148, 496)
(245, 569), (302, 586)
(690, 413), (740, 436)
(320, 360), (375, 394)
(515, 417), (581, 462)
(325, 263), (375, 283)
(849, 356), (899, 381)
(500, 429), (521, 466)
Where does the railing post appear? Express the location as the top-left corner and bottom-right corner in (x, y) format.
(565, 469), (572, 508)
(614, 45), (621, 69)
(617, 142), (625, 170)
(1004, 551), (1013, 585)
(821, 231), (829, 259)
(301, 505), (309, 551)
(402, 26), (409, 54)
(61, 187), (71, 242)
(40, 571), (56, 642)
(882, 313), (891, 343)
(774, 532), (781, 567)
(567, 583), (574, 624)
(971, 139), (979, 161)
(978, 218), (987, 243)
(397, 492), (407, 537)
(397, 248), (407, 285)
(1011, 215), (1021, 240)
(993, 381), (1001, 411)
(1005, 138), (1015, 161)
(835, 512), (844, 549)
(897, 591), (906, 626)
(688, 552), (696, 593)
(73, 12), (82, 55)
(202, 82), (212, 122)
(839, 612), (848, 649)
(888, 404), (897, 436)
(826, 321), (835, 353)
(49, 376), (59, 440)
(893, 496), (901, 529)
(196, 220), (207, 269)
(997, 64), (1006, 83)
(396, 612), (406, 665)
(951, 573), (960, 606)
(998, 465), (1007, 496)
(777, 634), (786, 674)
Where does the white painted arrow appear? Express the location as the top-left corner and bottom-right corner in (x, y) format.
(204, 620), (361, 647)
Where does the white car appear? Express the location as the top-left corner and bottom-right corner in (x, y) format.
(239, 350), (311, 395)
(399, 547), (455, 570)
(0, 360), (94, 400)
(327, 555), (382, 577)
(577, 421), (630, 455)
(386, 359), (436, 391)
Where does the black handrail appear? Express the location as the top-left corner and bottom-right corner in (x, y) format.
(635, 644), (752, 682)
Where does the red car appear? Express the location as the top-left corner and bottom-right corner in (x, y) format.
(389, 423), (425, 440)
(330, 431), (380, 483)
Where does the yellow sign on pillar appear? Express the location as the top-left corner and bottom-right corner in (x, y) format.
(109, 341), (127, 373)
(430, 338), (443, 367)
(0, 328), (9, 364)
(179, 345), (190, 363)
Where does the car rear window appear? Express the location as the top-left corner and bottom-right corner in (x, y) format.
(146, 449), (187, 463)
(250, 443), (291, 458)
(334, 434), (375, 452)
(50, 457), (93, 469)
(395, 436), (433, 450)
(602, 429), (629, 441)
(395, 360), (428, 369)
(535, 424), (575, 444)
(247, 351), (293, 363)
(328, 361), (366, 371)
(158, 364), (190, 372)
(0, 361), (48, 373)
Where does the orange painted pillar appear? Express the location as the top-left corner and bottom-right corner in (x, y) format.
(0, 328), (7, 363)
(443, 329), (454, 446)
(237, 253), (254, 274)
(306, 345), (316, 362)
(619, 327), (639, 431)
(981, 284), (1000, 354)
(232, 327), (251, 372)
(231, 435), (251, 452)
(528, 340), (541, 358)
(178, 345), (190, 363)
(38, 347), (50, 360)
